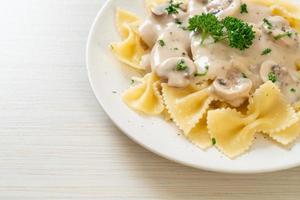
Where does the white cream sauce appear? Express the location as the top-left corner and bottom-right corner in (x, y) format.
(139, 0), (300, 106)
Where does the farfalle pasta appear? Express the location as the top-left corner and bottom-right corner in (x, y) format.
(207, 81), (298, 158)
(123, 72), (164, 115)
(111, 0), (300, 158)
(162, 83), (213, 133)
(111, 9), (148, 70)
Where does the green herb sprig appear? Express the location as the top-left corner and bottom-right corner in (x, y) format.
(240, 3), (248, 14)
(274, 32), (292, 40)
(176, 59), (188, 71)
(188, 13), (225, 45)
(261, 48), (272, 55)
(268, 72), (278, 83)
(165, 0), (182, 15)
(188, 13), (256, 50)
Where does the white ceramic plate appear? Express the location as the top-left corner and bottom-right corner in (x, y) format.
(86, 0), (300, 173)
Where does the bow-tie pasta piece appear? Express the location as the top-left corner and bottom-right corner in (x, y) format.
(162, 83), (214, 134)
(207, 82), (298, 158)
(123, 73), (164, 115)
(207, 108), (255, 158)
(111, 9), (148, 70)
(115, 8), (140, 38)
(187, 114), (212, 150)
(268, 113), (300, 145)
(247, 82), (298, 133)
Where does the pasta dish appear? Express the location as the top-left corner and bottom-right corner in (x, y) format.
(110, 0), (300, 158)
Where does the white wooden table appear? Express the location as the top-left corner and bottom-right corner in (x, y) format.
(0, 0), (300, 199)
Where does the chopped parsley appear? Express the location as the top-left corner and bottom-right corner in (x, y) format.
(268, 72), (278, 83)
(165, 0), (182, 15)
(263, 18), (273, 29)
(240, 3), (248, 14)
(290, 88), (296, 92)
(194, 65), (209, 76)
(222, 17), (256, 50)
(188, 13), (256, 50)
(188, 13), (225, 45)
(175, 19), (182, 25)
(242, 73), (247, 78)
(261, 48), (272, 55)
(158, 39), (165, 47)
(131, 79), (135, 84)
(212, 138), (217, 145)
(175, 59), (188, 71)
(274, 32), (292, 40)
(173, 47), (179, 50)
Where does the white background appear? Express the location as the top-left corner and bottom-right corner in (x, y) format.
(0, 0), (300, 199)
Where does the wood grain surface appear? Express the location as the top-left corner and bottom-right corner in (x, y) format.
(0, 0), (300, 199)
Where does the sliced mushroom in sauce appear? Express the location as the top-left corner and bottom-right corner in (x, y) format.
(261, 16), (299, 48)
(156, 57), (197, 87)
(205, 0), (241, 19)
(137, 0), (300, 106)
(260, 60), (300, 103)
(212, 69), (253, 107)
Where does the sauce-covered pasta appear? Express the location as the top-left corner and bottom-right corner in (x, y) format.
(139, 0), (300, 106)
(111, 0), (300, 158)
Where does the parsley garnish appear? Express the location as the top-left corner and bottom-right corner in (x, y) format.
(212, 138), (216, 145)
(165, 0), (182, 15)
(194, 65), (209, 76)
(261, 48), (272, 55)
(223, 17), (256, 50)
(176, 59), (188, 71)
(274, 32), (292, 40)
(188, 14), (256, 50)
(175, 19), (182, 25)
(290, 88), (296, 92)
(268, 72), (278, 83)
(240, 3), (248, 14)
(263, 18), (273, 29)
(158, 39), (165, 47)
(188, 13), (225, 45)
(131, 79), (135, 84)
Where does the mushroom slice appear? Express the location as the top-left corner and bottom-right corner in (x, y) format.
(151, 3), (168, 16)
(262, 16), (299, 48)
(156, 57), (196, 88)
(260, 60), (280, 83)
(205, 0), (241, 19)
(212, 69), (253, 107)
(260, 60), (300, 103)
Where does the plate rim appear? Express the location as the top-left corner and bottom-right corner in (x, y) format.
(86, 0), (300, 174)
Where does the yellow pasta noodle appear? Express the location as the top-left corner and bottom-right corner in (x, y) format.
(111, 9), (148, 70)
(267, 113), (300, 145)
(207, 82), (298, 158)
(115, 8), (140, 38)
(122, 72), (164, 115)
(162, 83), (214, 134)
(187, 114), (212, 150)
